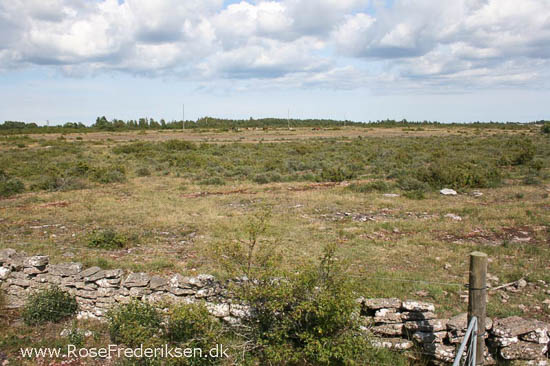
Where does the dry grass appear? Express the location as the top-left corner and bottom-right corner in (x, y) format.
(1, 126), (549, 324)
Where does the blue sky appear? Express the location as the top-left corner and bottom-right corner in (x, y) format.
(0, 0), (549, 125)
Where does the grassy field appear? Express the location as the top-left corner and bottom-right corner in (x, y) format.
(1, 125), (549, 364)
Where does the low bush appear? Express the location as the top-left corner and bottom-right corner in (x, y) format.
(233, 242), (388, 365)
(107, 300), (163, 347)
(87, 229), (127, 249)
(22, 286), (78, 326)
(416, 160), (501, 189)
(348, 180), (392, 193)
(166, 303), (222, 359)
(541, 123), (550, 134)
(319, 166), (356, 182)
(199, 176), (226, 185)
(136, 167), (152, 177)
(0, 170), (24, 197)
(90, 165), (126, 184)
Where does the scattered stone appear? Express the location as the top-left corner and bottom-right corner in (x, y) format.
(444, 213), (462, 221)
(516, 278), (528, 289)
(472, 191), (483, 197)
(383, 194), (400, 198)
(519, 322), (550, 344)
(440, 188), (457, 196)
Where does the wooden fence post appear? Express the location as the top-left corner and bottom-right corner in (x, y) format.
(468, 251), (488, 365)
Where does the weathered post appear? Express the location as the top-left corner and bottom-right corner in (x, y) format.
(468, 251), (487, 365)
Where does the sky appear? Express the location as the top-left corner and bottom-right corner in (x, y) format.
(0, 0), (549, 125)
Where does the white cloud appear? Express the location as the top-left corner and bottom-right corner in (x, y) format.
(0, 0), (549, 90)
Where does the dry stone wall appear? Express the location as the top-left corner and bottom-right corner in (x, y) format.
(1, 249), (549, 365)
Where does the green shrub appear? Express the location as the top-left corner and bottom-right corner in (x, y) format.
(348, 180), (391, 193)
(22, 286), (78, 326)
(397, 176), (429, 192)
(164, 140), (196, 151)
(319, 166), (356, 182)
(166, 303), (222, 353)
(87, 229), (127, 249)
(136, 167), (152, 177)
(541, 123), (550, 134)
(90, 165), (126, 184)
(107, 300), (162, 347)
(416, 160), (501, 189)
(235, 243), (381, 365)
(252, 172), (282, 184)
(0, 172), (24, 197)
(199, 177), (226, 186)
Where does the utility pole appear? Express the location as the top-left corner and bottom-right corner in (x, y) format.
(287, 109), (290, 130)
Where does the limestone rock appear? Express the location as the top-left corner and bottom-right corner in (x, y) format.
(370, 337), (413, 350)
(372, 323), (404, 337)
(96, 278), (121, 288)
(79, 266), (101, 280)
(440, 188), (457, 196)
(123, 273), (150, 288)
(0, 248), (17, 264)
(374, 308), (403, 323)
(149, 276), (168, 290)
(0, 267), (11, 281)
(168, 286), (196, 296)
(493, 317), (543, 338)
(500, 341), (548, 360)
(364, 298), (401, 311)
(170, 274), (193, 289)
(207, 303), (230, 318)
(401, 311), (436, 321)
(412, 331), (446, 344)
(404, 319), (448, 333)
(519, 322), (550, 344)
(401, 300), (435, 312)
(424, 343), (456, 363)
(48, 263), (82, 277)
(24, 256), (49, 267)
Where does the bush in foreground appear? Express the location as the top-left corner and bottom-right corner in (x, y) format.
(107, 300), (163, 347)
(22, 286), (78, 326)
(0, 170), (25, 198)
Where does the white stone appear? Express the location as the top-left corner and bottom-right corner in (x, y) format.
(440, 189), (457, 196)
(0, 266), (11, 280)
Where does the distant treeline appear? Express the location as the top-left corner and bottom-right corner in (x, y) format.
(0, 116), (548, 134)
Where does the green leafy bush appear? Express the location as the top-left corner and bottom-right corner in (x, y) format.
(90, 165), (126, 184)
(234, 243), (379, 365)
(199, 176), (226, 185)
(541, 123), (550, 134)
(164, 140), (197, 151)
(0, 170), (24, 197)
(22, 286), (78, 326)
(87, 229), (127, 249)
(107, 300), (163, 347)
(416, 160), (501, 189)
(319, 166), (356, 182)
(166, 303), (222, 360)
